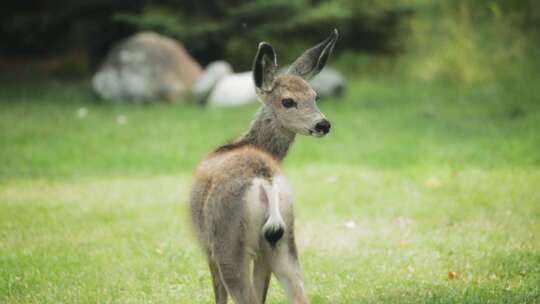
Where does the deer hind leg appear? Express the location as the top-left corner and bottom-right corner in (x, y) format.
(253, 254), (271, 304)
(208, 218), (259, 303)
(213, 248), (259, 304)
(204, 182), (261, 304)
(208, 258), (228, 304)
(267, 238), (309, 304)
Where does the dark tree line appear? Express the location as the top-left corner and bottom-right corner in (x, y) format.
(1, 0), (538, 75)
(1, 1), (412, 70)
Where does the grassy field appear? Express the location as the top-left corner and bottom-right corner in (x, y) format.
(1, 78), (540, 303)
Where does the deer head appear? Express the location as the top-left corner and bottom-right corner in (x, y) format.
(252, 29), (339, 137)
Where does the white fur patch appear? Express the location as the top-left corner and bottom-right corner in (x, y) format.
(244, 177), (288, 255)
(262, 178), (286, 237)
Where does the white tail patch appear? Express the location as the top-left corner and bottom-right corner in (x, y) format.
(262, 178), (286, 246)
(249, 177), (286, 247)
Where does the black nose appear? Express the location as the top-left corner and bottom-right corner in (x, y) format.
(314, 119), (331, 134)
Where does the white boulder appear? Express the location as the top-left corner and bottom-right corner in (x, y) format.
(192, 61), (233, 104)
(206, 72), (257, 107)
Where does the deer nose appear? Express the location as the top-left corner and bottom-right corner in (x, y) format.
(314, 119), (331, 134)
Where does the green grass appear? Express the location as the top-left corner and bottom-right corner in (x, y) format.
(1, 78), (540, 303)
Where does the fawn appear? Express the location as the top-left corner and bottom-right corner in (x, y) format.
(189, 29), (338, 304)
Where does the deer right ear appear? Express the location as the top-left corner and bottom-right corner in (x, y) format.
(253, 42), (277, 93)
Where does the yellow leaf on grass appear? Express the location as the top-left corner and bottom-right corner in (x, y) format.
(425, 176), (441, 188)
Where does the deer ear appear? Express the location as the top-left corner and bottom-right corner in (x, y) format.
(287, 29), (338, 81)
(253, 42), (278, 92)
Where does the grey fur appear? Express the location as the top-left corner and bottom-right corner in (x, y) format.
(189, 31), (338, 304)
(220, 106), (296, 160)
(287, 29), (339, 81)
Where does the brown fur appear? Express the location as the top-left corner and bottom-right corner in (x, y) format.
(189, 30), (338, 304)
(190, 146), (284, 304)
(191, 146), (280, 247)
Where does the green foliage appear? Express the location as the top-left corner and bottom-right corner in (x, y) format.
(387, 0), (540, 84)
(4, 0), (539, 83)
(113, 0), (408, 68)
(110, 0), (540, 82)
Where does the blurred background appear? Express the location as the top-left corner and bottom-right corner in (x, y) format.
(3, 0), (539, 82)
(1, 1), (540, 303)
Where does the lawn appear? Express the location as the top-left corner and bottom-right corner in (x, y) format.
(1, 78), (539, 303)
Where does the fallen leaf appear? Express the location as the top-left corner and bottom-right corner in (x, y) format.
(425, 176), (441, 188)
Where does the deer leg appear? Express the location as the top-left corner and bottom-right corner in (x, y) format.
(216, 257), (259, 304)
(253, 254), (271, 304)
(267, 239), (309, 304)
(212, 242), (259, 304)
(208, 258), (228, 304)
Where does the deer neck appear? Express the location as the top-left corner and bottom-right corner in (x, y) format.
(238, 106), (295, 161)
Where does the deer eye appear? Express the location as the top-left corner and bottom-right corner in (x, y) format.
(281, 98), (296, 108)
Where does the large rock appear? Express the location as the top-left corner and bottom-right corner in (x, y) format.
(309, 67), (346, 99)
(192, 61), (233, 104)
(92, 31), (202, 102)
(206, 72), (257, 107)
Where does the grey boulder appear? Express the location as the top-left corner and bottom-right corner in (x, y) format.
(92, 31), (202, 102)
(192, 61), (234, 104)
(309, 67), (346, 99)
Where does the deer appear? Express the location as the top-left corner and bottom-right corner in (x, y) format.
(189, 29), (339, 304)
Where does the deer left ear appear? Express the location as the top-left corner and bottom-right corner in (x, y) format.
(287, 29), (339, 81)
(253, 42), (278, 93)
